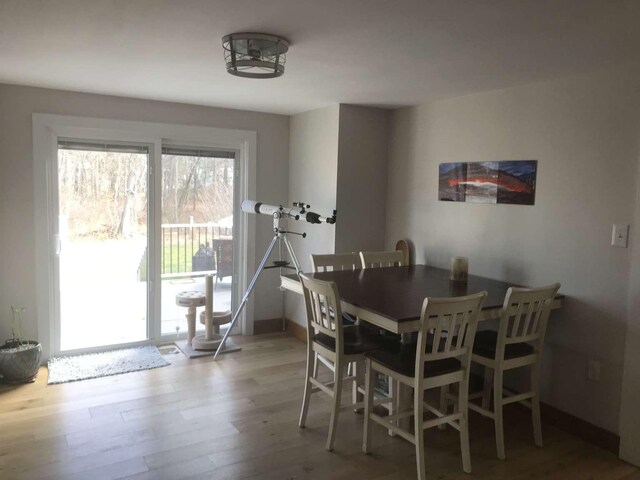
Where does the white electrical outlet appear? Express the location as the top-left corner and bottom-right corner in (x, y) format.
(612, 224), (629, 248)
(588, 360), (602, 382)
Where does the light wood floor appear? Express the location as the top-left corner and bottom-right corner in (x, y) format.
(0, 333), (637, 480)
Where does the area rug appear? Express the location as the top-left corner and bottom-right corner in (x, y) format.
(47, 345), (170, 384)
(175, 338), (241, 358)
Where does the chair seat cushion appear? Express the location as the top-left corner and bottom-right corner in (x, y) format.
(473, 330), (534, 360)
(313, 325), (391, 355)
(365, 343), (461, 378)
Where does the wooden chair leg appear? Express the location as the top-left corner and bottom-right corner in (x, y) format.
(398, 382), (413, 432)
(531, 362), (543, 447)
(326, 361), (345, 451)
(353, 360), (364, 411)
(482, 366), (494, 410)
(438, 385), (449, 430)
(414, 385), (427, 480)
(363, 359), (375, 454)
(312, 352), (319, 377)
(493, 369), (506, 460)
(458, 380), (472, 473)
(298, 347), (315, 428)
(388, 377), (398, 436)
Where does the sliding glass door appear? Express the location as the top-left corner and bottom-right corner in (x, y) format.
(56, 141), (150, 351)
(159, 147), (237, 337)
(33, 112), (255, 359)
(54, 141), (239, 352)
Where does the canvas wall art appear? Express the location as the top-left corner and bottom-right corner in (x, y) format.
(439, 160), (537, 205)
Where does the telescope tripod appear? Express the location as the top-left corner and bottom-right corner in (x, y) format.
(213, 212), (302, 360)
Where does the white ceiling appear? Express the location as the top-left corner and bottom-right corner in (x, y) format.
(1, 0), (638, 115)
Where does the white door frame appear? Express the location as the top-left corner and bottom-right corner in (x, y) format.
(33, 114), (256, 360)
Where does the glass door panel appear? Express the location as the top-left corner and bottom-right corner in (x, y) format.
(160, 148), (236, 337)
(57, 143), (149, 351)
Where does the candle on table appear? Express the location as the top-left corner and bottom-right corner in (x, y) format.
(450, 256), (469, 282)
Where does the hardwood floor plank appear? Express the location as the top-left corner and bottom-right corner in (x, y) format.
(0, 333), (636, 480)
(59, 457), (149, 480)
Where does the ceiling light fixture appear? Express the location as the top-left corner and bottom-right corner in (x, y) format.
(222, 33), (289, 79)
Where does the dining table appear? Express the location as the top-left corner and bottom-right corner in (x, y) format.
(280, 264), (563, 336)
(280, 264), (563, 435)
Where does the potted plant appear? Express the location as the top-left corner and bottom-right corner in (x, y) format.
(0, 306), (42, 383)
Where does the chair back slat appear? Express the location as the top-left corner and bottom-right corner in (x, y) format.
(509, 302), (525, 338)
(442, 313), (456, 353)
(311, 252), (360, 273)
(498, 283), (560, 356)
(300, 273), (344, 344)
(359, 250), (404, 269)
(520, 301), (536, 337)
(531, 300), (545, 335)
(431, 315), (445, 354)
(415, 292), (487, 379)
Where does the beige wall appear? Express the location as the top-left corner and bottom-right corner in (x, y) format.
(284, 105), (340, 325)
(620, 136), (640, 464)
(284, 104), (390, 326)
(0, 84), (290, 343)
(385, 71), (640, 435)
(335, 105), (389, 253)
(287, 105), (340, 273)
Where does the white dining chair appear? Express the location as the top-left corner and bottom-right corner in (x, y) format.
(363, 291), (487, 478)
(358, 249), (407, 429)
(359, 250), (405, 269)
(311, 252), (360, 272)
(395, 239), (411, 266)
(310, 252), (361, 402)
(298, 273), (387, 451)
(468, 283), (560, 459)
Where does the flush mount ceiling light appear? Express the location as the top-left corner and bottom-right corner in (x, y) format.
(222, 33), (289, 79)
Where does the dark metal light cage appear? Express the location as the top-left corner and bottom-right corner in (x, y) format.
(222, 33), (289, 79)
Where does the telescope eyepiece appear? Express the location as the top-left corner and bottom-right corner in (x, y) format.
(305, 212), (321, 224)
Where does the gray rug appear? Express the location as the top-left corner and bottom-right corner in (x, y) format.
(47, 345), (170, 384)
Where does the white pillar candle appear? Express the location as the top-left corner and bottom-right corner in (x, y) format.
(450, 256), (469, 282)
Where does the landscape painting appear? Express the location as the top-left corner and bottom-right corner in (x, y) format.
(464, 162), (499, 203)
(438, 160), (537, 205)
(496, 160), (537, 205)
(438, 162), (467, 202)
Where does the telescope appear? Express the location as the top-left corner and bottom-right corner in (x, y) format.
(241, 200), (336, 225)
(214, 199), (336, 359)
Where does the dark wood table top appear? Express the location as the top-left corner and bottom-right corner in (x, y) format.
(283, 265), (563, 325)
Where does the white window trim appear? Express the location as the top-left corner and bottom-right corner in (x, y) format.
(33, 113), (256, 360)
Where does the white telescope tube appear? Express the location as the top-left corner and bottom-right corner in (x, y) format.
(241, 199), (336, 224)
(241, 200), (302, 221)
(241, 200), (289, 217)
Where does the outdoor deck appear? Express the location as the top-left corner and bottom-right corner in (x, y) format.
(60, 237), (232, 352)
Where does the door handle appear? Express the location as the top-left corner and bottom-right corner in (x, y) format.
(54, 234), (61, 255)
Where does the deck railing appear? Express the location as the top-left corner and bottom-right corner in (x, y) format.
(161, 222), (232, 277)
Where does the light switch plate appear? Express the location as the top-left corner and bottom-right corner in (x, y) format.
(612, 224), (629, 248)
